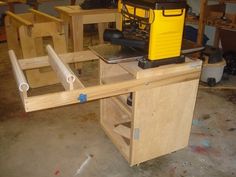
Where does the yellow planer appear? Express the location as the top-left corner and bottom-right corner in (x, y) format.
(103, 0), (187, 69)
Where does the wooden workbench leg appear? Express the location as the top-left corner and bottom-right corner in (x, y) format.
(71, 16), (83, 73)
(5, 16), (21, 57)
(115, 13), (122, 30)
(52, 34), (67, 54)
(64, 22), (69, 49)
(197, 0), (207, 46)
(59, 13), (70, 50)
(35, 38), (44, 56)
(19, 26), (37, 58)
(98, 23), (108, 44)
(71, 15), (83, 52)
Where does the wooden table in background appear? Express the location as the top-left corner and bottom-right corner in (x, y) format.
(55, 6), (119, 52)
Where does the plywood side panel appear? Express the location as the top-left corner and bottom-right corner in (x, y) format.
(100, 98), (131, 161)
(130, 79), (199, 165)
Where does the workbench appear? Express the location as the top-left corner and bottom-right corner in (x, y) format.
(5, 9), (67, 88)
(9, 46), (202, 166)
(55, 6), (119, 51)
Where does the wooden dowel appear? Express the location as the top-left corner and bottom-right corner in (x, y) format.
(8, 50), (29, 92)
(46, 45), (76, 90)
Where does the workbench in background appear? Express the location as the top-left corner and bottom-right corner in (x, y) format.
(55, 5), (119, 51)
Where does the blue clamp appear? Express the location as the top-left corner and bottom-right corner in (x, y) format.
(78, 94), (87, 103)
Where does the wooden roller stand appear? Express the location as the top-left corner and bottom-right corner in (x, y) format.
(9, 46), (202, 166)
(5, 9), (67, 88)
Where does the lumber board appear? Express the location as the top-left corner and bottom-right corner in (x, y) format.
(23, 70), (200, 112)
(31, 22), (64, 37)
(5, 16), (22, 57)
(119, 60), (201, 78)
(19, 26), (37, 58)
(114, 125), (131, 139)
(102, 74), (134, 84)
(29, 9), (63, 23)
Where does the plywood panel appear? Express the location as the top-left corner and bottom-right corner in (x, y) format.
(130, 79), (199, 165)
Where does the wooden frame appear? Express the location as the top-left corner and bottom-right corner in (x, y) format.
(9, 47), (202, 166)
(5, 9), (67, 88)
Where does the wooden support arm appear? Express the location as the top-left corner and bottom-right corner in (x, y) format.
(23, 67), (201, 112)
(18, 51), (100, 70)
(6, 11), (33, 27)
(46, 45), (84, 90)
(29, 9), (63, 24)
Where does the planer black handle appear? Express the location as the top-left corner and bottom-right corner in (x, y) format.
(162, 9), (184, 17)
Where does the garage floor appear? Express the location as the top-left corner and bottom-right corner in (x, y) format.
(0, 41), (236, 177)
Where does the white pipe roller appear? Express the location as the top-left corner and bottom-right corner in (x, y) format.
(8, 50), (29, 92)
(46, 45), (75, 84)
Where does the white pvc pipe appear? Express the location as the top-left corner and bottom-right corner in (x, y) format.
(8, 50), (29, 92)
(46, 45), (75, 84)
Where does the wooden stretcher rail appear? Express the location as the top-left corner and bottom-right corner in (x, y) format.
(6, 11), (33, 27)
(18, 50), (100, 70)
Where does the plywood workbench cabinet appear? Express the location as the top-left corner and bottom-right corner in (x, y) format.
(99, 59), (201, 166)
(10, 48), (202, 166)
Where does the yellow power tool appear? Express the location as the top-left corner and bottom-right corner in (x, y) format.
(104, 0), (187, 69)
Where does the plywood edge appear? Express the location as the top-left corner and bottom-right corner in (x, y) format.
(24, 70), (200, 112)
(114, 125), (131, 139)
(111, 97), (132, 117)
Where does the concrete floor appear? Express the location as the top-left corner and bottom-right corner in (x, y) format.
(0, 42), (236, 177)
